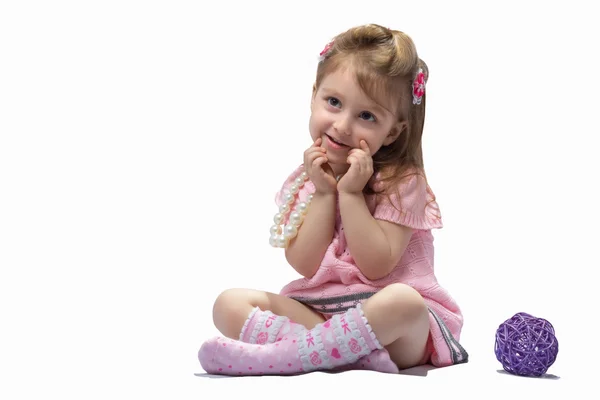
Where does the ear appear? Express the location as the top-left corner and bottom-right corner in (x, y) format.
(382, 120), (407, 146)
(311, 83), (317, 106)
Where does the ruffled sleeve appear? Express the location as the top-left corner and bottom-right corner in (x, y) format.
(372, 172), (443, 230)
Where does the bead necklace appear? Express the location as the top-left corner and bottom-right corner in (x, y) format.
(269, 171), (313, 248)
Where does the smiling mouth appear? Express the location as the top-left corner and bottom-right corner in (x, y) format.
(325, 134), (348, 147)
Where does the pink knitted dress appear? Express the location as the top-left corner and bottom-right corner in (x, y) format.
(275, 165), (468, 367)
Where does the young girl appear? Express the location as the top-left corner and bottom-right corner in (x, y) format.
(198, 24), (468, 375)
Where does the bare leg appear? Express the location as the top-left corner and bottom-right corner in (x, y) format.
(212, 288), (326, 339)
(361, 283), (430, 370)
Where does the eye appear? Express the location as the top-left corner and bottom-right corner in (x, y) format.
(327, 97), (341, 108)
(359, 111), (376, 122)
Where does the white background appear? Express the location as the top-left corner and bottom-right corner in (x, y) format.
(1, 0), (598, 399)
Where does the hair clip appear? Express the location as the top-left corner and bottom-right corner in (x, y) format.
(412, 68), (426, 105)
(318, 41), (334, 62)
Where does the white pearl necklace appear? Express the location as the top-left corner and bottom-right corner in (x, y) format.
(269, 171), (313, 248)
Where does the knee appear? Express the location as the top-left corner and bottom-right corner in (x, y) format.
(213, 288), (269, 317)
(213, 288), (245, 315)
(381, 283), (428, 323)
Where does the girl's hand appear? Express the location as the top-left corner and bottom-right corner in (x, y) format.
(303, 138), (337, 194)
(337, 140), (373, 194)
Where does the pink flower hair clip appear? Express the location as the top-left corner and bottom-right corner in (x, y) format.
(412, 68), (426, 105)
(318, 40), (334, 62)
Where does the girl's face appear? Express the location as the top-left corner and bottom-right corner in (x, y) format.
(309, 67), (404, 175)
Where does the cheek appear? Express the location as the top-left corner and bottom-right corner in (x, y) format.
(309, 111), (329, 131)
(355, 129), (385, 151)
(308, 115), (322, 141)
(355, 128), (375, 141)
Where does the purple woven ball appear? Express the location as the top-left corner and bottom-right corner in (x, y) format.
(494, 312), (559, 377)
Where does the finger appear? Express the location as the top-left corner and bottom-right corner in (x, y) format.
(358, 151), (368, 166)
(348, 152), (365, 162)
(305, 148), (326, 163)
(313, 137), (322, 147)
(312, 155), (328, 168)
(315, 158), (337, 186)
(306, 154), (324, 171)
(306, 146), (326, 156)
(346, 157), (360, 176)
(359, 140), (370, 155)
(348, 148), (365, 157)
(304, 147), (323, 161)
(359, 156), (369, 173)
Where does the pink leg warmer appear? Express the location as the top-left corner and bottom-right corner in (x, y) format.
(238, 307), (305, 344)
(199, 304), (383, 375)
(236, 306), (399, 374)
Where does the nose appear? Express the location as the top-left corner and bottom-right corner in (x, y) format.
(332, 114), (351, 136)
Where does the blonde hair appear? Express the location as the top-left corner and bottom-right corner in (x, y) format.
(316, 24), (430, 198)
